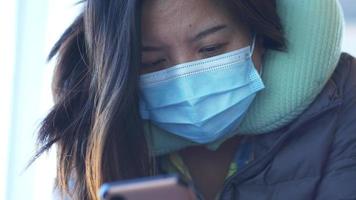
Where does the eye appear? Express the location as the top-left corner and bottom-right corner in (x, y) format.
(141, 59), (167, 72)
(199, 43), (227, 57)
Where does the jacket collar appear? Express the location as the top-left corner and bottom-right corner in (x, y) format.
(224, 75), (343, 188)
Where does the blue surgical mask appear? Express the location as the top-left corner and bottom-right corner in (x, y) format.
(139, 37), (264, 144)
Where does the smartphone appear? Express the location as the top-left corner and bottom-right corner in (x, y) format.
(99, 174), (197, 200)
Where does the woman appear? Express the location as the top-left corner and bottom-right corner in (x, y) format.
(34, 0), (356, 199)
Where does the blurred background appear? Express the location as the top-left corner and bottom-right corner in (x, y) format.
(341, 0), (356, 55)
(0, 0), (355, 199)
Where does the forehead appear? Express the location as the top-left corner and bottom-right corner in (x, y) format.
(141, 0), (234, 42)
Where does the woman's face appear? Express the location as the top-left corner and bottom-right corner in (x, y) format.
(140, 0), (263, 74)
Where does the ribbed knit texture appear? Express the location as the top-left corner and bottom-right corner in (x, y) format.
(239, 0), (344, 134)
(145, 0), (344, 156)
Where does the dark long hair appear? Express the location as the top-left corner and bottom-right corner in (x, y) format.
(34, 0), (285, 199)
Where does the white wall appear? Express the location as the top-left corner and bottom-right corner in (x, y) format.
(0, 1), (17, 199)
(0, 0), (80, 199)
(340, 0), (356, 57)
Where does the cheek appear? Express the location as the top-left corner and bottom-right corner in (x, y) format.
(226, 34), (251, 52)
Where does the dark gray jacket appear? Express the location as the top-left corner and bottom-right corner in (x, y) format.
(217, 53), (356, 199)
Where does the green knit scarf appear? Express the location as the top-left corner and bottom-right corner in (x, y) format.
(144, 0), (344, 156)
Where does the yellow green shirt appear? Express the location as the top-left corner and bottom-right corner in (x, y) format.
(158, 137), (254, 200)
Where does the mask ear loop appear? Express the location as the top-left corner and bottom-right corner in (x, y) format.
(250, 34), (256, 57)
(249, 34), (263, 76)
(259, 64), (263, 76)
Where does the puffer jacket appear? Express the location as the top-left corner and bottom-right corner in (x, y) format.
(159, 53), (356, 200)
(217, 53), (356, 200)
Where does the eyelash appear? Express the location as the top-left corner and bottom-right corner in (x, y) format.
(199, 44), (224, 53)
(142, 59), (166, 68)
(141, 43), (227, 68)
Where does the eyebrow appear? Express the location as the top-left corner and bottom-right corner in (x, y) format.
(193, 24), (227, 41)
(141, 24), (228, 52)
